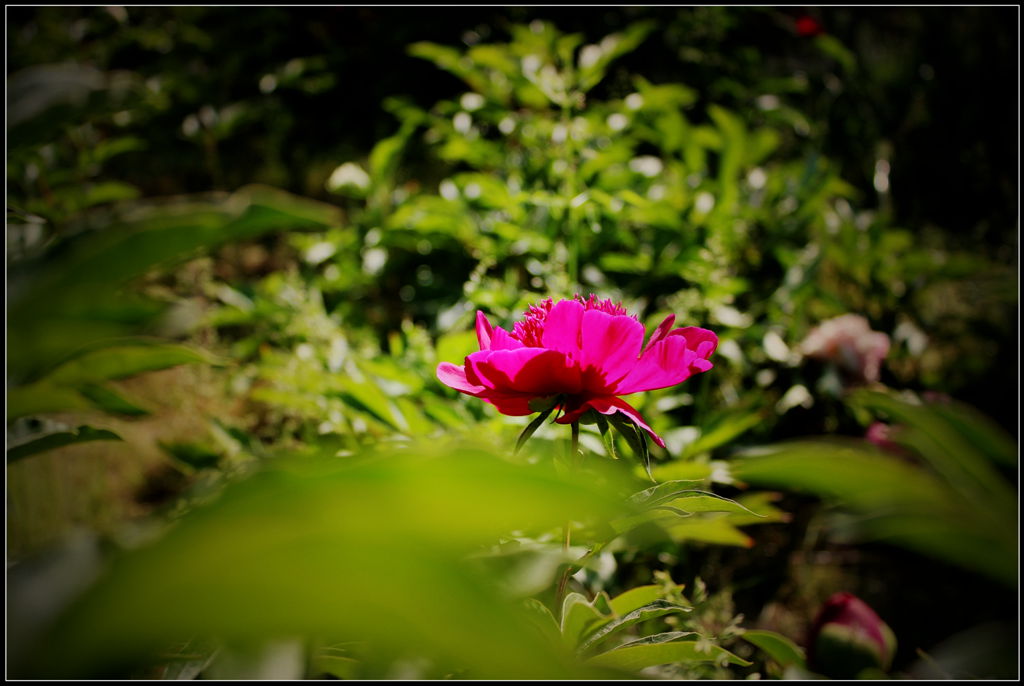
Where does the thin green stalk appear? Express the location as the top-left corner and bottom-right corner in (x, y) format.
(555, 421), (581, 612)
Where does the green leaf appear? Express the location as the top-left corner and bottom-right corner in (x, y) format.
(651, 460), (714, 482)
(515, 408), (555, 455)
(680, 410), (765, 459)
(522, 598), (561, 643)
(743, 629), (806, 669)
(665, 517), (754, 548)
(659, 492), (763, 518)
(8, 186), (339, 380)
(733, 439), (1016, 584)
(7, 383), (91, 421)
(561, 592), (609, 646)
(596, 415), (619, 460)
(608, 585), (665, 617)
(7, 425), (122, 463)
(849, 389), (1016, 513)
(47, 343), (216, 386)
(815, 34), (857, 73)
(617, 631), (697, 648)
(160, 441), (222, 471)
(337, 377), (405, 432)
(588, 639), (751, 671)
(578, 600), (690, 655)
(577, 22), (655, 93)
(627, 480), (712, 509)
(78, 383), (150, 416)
(435, 329), (479, 368)
(608, 413), (651, 480)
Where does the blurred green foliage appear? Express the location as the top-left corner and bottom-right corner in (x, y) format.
(6, 7), (1017, 681)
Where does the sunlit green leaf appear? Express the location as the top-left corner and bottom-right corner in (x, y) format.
(578, 600), (690, 655)
(742, 629), (806, 669)
(588, 638), (751, 671)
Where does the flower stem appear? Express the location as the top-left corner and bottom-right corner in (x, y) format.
(555, 421), (581, 612)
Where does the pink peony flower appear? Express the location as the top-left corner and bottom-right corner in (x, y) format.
(436, 295), (718, 448)
(800, 314), (890, 384)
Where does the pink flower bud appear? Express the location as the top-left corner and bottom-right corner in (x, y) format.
(808, 592), (898, 678)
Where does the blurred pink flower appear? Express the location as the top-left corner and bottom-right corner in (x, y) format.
(437, 295), (718, 447)
(800, 314), (890, 384)
(795, 15), (825, 37)
(865, 421), (899, 451)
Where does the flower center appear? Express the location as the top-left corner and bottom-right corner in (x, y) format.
(511, 294), (631, 347)
(511, 298), (554, 347)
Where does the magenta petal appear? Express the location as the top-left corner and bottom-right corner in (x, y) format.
(475, 310), (494, 350)
(613, 327), (718, 395)
(541, 299), (585, 360)
(579, 310), (645, 391)
(644, 314), (676, 353)
(436, 362), (486, 394)
(556, 395), (665, 449)
(465, 348), (581, 395)
(489, 326), (524, 351)
(669, 326), (719, 358)
(478, 391), (535, 416)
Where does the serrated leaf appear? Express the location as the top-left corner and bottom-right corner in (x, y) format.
(617, 631), (697, 648)
(588, 638), (751, 671)
(660, 492), (763, 518)
(627, 480), (708, 508)
(608, 585), (666, 617)
(578, 600), (690, 655)
(7, 425), (122, 463)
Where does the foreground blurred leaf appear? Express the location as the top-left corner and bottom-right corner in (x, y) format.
(849, 389), (1017, 513)
(12, 442), (633, 679)
(733, 432), (1017, 585)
